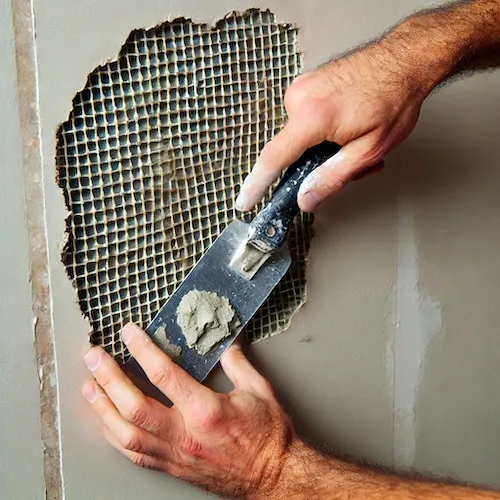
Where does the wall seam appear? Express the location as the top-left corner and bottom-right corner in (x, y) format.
(394, 195), (419, 469)
(11, 0), (64, 498)
(394, 194), (442, 470)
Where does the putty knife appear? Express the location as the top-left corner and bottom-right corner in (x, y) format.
(127, 141), (340, 382)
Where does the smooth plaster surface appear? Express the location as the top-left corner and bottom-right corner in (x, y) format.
(410, 77), (500, 486)
(0, 1), (45, 497)
(3, 0), (499, 497)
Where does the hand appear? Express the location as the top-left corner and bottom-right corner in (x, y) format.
(82, 323), (294, 499)
(235, 42), (428, 213)
(82, 324), (500, 500)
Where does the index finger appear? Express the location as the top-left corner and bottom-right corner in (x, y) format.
(235, 120), (316, 212)
(122, 322), (216, 415)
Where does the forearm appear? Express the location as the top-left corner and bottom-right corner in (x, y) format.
(322, 0), (500, 101)
(388, 0), (500, 95)
(258, 440), (499, 500)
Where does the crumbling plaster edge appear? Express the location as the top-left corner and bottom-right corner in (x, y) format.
(55, 8), (304, 346)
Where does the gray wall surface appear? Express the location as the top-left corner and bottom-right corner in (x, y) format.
(0, 0), (45, 497)
(2, 0), (499, 498)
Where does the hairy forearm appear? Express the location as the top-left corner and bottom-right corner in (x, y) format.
(257, 440), (499, 500)
(322, 0), (500, 101)
(388, 0), (500, 94)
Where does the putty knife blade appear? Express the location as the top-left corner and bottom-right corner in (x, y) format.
(126, 219), (291, 382)
(125, 142), (341, 386)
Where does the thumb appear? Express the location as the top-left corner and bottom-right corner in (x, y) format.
(235, 120), (320, 212)
(220, 344), (273, 397)
(297, 135), (384, 212)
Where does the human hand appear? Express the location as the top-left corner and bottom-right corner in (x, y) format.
(235, 43), (428, 213)
(82, 323), (294, 499)
(81, 326), (499, 500)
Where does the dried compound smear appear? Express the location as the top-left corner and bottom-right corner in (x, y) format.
(56, 9), (313, 364)
(176, 289), (239, 355)
(150, 324), (182, 360)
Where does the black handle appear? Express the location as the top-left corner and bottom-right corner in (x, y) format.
(247, 141), (341, 253)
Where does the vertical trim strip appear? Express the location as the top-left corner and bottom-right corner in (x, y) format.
(11, 0), (64, 497)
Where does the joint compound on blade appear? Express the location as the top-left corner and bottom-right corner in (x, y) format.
(176, 290), (240, 355)
(150, 324), (182, 361)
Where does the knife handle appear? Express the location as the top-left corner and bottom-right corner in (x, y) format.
(246, 141), (341, 252)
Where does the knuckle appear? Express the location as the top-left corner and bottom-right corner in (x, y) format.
(183, 437), (207, 459)
(130, 453), (147, 468)
(283, 80), (304, 110)
(92, 360), (120, 392)
(288, 94), (328, 126)
(121, 428), (143, 453)
(95, 371), (112, 391)
(148, 362), (173, 388)
(125, 401), (150, 427)
(130, 453), (156, 470)
(202, 411), (221, 429)
(302, 97), (325, 117)
(193, 405), (222, 430)
(359, 139), (386, 165)
(284, 74), (317, 110)
(324, 175), (346, 193)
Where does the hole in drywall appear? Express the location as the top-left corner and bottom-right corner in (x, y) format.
(56, 9), (312, 364)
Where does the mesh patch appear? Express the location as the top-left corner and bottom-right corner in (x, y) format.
(56, 9), (312, 364)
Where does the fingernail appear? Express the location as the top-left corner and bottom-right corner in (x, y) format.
(299, 190), (322, 212)
(121, 322), (137, 344)
(235, 191), (250, 212)
(298, 172), (321, 212)
(235, 176), (253, 212)
(84, 349), (101, 371)
(82, 382), (98, 403)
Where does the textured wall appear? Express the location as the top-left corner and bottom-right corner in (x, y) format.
(3, 0), (500, 497)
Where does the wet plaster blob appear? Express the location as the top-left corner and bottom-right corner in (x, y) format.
(56, 9), (313, 364)
(177, 290), (239, 354)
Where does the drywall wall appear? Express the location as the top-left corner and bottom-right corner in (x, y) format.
(0, 1), (45, 497)
(409, 77), (500, 484)
(35, 2), (405, 497)
(3, 0), (499, 497)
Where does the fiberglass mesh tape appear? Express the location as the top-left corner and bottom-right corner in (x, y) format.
(57, 9), (313, 363)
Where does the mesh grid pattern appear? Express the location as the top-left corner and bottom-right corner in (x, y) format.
(56, 9), (313, 364)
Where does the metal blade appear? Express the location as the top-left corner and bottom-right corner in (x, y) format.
(126, 219), (291, 382)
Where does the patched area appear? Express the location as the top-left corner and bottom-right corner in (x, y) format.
(56, 9), (312, 363)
